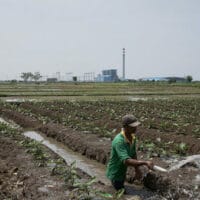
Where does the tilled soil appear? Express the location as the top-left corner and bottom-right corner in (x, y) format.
(1, 107), (200, 199)
(0, 125), (116, 200)
(0, 136), (67, 200)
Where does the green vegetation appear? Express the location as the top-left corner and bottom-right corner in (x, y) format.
(0, 81), (200, 97)
(1, 81), (199, 198)
(3, 97), (200, 138)
(1, 96), (199, 157)
(20, 139), (49, 167)
(175, 142), (188, 156)
(0, 122), (17, 137)
(53, 161), (124, 200)
(1, 82), (200, 157)
(20, 72), (42, 82)
(0, 122), (124, 199)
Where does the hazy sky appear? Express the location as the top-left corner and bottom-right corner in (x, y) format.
(0, 0), (200, 80)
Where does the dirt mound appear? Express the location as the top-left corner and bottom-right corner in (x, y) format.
(139, 128), (200, 155)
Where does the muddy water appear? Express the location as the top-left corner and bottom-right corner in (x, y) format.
(23, 131), (110, 185)
(169, 154), (200, 171)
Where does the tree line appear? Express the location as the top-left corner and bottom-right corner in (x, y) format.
(20, 72), (42, 82)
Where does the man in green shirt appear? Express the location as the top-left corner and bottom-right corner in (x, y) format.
(106, 114), (154, 191)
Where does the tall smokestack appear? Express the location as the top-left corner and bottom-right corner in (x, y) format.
(122, 48), (125, 80)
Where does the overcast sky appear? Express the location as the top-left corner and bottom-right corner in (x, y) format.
(0, 0), (200, 80)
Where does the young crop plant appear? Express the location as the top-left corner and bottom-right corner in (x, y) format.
(138, 139), (176, 158)
(50, 158), (66, 176)
(175, 142), (188, 156)
(70, 177), (97, 200)
(63, 161), (79, 188)
(20, 139), (49, 167)
(0, 122), (18, 137)
(96, 188), (125, 200)
(62, 160), (125, 200)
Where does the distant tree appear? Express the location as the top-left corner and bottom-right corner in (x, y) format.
(21, 72), (33, 82)
(73, 76), (77, 82)
(32, 72), (42, 82)
(168, 78), (177, 84)
(10, 79), (17, 84)
(186, 75), (193, 83)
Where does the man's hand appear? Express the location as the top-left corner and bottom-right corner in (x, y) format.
(146, 161), (154, 170)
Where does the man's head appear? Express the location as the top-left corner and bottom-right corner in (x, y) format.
(122, 114), (141, 134)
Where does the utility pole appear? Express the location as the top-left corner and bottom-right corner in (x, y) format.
(122, 48), (125, 80)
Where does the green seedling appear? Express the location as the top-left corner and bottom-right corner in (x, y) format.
(0, 122), (17, 136)
(175, 142), (188, 156)
(96, 188), (125, 200)
(50, 158), (66, 176)
(20, 139), (48, 166)
(71, 177), (97, 199)
(63, 161), (79, 187)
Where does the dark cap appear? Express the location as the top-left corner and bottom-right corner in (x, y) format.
(122, 114), (141, 127)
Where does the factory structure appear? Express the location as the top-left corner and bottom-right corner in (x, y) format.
(46, 48), (125, 82)
(17, 48), (125, 83)
(6, 47), (194, 82)
(96, 69), (119, 82)
(95, 48), (125, 82)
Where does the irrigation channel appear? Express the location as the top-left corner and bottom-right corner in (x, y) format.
(23, 131), (110, 185)
(0, 117), (159, 199)
(23, 131), (158, 199)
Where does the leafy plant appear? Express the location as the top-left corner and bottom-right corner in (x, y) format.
(0, 122), (17, 137)
(63, 161), (79, 187)
(61, 160), (124, 200)
(175, 142), (188, 156)
(96, 188), (125, 200)
(50, 158), (66, 175)
(20, 139), (48, 166)
(70, 177), (97, 199)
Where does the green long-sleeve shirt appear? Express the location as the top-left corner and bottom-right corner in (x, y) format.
(106, 132), (137, 181)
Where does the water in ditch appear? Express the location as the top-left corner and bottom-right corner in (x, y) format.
(0, 117), (163, 199)
(23, 130), (110, 185)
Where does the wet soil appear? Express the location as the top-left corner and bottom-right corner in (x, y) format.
(0, 136), (67, 199)
(0, 107), (200, 199)
(0, 124), (117, 200)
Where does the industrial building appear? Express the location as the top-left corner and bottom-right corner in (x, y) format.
(96, 69), (119, 82)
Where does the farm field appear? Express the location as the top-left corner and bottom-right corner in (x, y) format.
(1, 81), (200, 97)
(0, 82), (200, 199)
(0, 122), (117, 200)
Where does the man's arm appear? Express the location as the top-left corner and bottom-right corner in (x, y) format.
(124, 158), (154, 169)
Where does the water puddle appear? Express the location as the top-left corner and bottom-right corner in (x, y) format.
(23, 131), (110, 185)
(128, 97), (148, 101)
(4, 98), (37, 103)
(127, 96), (168, 101)
(169, 155), (200, 171)
(0, 117), (20, 129)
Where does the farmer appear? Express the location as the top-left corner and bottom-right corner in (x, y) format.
(106, 114), (154, 192)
